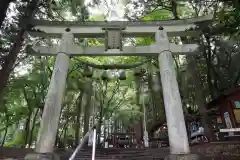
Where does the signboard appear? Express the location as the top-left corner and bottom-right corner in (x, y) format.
(233, 109), (240, 123)
(224, 112), (234, 136)
(234, 101), (240, 108)
(220, 128), (240, 132)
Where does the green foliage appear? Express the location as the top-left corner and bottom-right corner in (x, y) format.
(217, 8), (240, 36)
(0, 0), (240, 148)
(142, 9), (171, 20)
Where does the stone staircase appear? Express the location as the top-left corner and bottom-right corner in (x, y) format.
(1, 147), (168, 160)
(62, 148), (169, 160)
(2, 142), (240, 160)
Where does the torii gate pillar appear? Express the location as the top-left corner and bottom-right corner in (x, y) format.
(25, 33), (72, 160)
(156, 29), (200, 160)
(35, 31), (72, 156)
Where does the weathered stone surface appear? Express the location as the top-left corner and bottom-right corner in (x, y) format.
(29, 15), (213, 39)
(164, 154), (202, 160)
(30, 15), (212, 26)
(158, 31), (189, 154)
(35, 33), (71, 153)
(2, 142), (240, 160)
(24, 152), (60, 160)
(191, 142), (240, 157)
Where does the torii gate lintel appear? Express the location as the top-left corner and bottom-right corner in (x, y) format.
(27, 43), (198, 56)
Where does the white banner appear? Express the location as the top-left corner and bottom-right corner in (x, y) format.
(223, 112), (234, 136)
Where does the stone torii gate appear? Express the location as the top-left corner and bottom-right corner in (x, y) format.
(26, 15), (212, 160)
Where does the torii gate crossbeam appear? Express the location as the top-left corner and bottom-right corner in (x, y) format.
(29, 15), (212, 38)
(27, 43), (198, 56)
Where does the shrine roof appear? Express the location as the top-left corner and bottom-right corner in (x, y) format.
(207, 85), (240, 108)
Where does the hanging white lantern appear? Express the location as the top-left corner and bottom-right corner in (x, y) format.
(101, 70), (109, 81)
(118, 70), (126, 80)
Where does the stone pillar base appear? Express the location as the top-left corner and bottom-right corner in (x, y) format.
(24, 152), (60, 160)
(164, 154), (203, 160)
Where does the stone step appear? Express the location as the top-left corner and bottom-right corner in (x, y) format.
(3, 142), (240, 160)
(1, 148), (169, 159)
(60, 148), (168, 160)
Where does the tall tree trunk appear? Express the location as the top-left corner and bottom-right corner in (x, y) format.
(83, 95), (92, 135)
(147, 71), (155, 119)
(187, 56), (213, 140)
(171, 0), (179, 19)
(153, 73), (165, 121)
(0, 0), (39, 96)
(203, 35), (216, 98)
(83, 82), (93, 135)
(28, 108), (39, 147)
(147, 72), (165, 136)
(63, 126), (68, 147)
(0, 0), (13, 27)
(97, 104), (104, 146)
(1, 100), (8, 146)
(97, 81), (107, 146)
(57, 119), (69, 148)
(170, 0), (212, 140)
(134, 75), (143, 143)
(74, 92), (83, 147)
(24, 114), (31, 146)
(103, 118), (107, 142)
(1, 119), (9, 146)
(22, 87), (32, 146)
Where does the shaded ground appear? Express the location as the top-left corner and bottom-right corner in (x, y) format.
(191, 141), (240, 159)
(1, 142), (240, 160)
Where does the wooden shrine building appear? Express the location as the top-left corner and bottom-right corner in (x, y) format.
(207, 86), (240, 129)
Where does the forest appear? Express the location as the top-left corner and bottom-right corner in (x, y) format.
(0, 0), (239, 149)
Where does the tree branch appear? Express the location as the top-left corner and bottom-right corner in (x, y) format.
(107, 80), (120, 106)
(234, 68), (240, 86)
